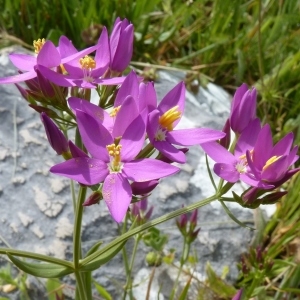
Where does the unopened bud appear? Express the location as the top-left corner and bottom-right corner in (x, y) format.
(40, 112), (69, 155)
(83, 191), (102, 206)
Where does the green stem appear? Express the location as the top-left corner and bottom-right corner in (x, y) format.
(246, 271), (265, 298)
(81, 194), (218, 267)
(123, 234), (141, 300)
(136, 142), (155, 159)
(73, 185), (87, 268)
(170, 237), (190, 300)
(75, 271), (88, 300)
(73, 185), (88, 300)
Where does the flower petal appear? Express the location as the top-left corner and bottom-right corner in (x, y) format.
(37, 41), (61, 68)
(94, 27), (110, 71)
(138, 81), (157, 113)
(214, 163), (240, 183)
(235, 118), (261, 156)
(9, 53), (36, 71)
(68, 97), (111, 125)
(112, 95), (139, 138)
(120, 116), (145, 161)
(201, 142), (236, 163)
(0, 70), (37, 84)
(37, 65), (75, 87)
(103, 173), (132, 222)
(114, 71), (139, 107)
(252, 124), (273, 169)
(154, 140), (186, 163)
(167, 128), (225, 146)
(76, 110), (112, 161)
(123, 159), (180, 181)
(271, 132), (293, 157)
(58, 36), (78, 58)
(50, 158), (108, 185)
(158, 82), (185, 124)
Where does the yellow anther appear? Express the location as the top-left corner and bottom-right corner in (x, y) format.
(59, 64), (68, 75)
(239, 149), (253, 161)
(110, 106), (121, 117)
(33, 38), (46, 54)
(263, 155), (281, 171)
(159, 106), (181, 131)
(79, 55), (96, 70)
(107, 144), (122, 170)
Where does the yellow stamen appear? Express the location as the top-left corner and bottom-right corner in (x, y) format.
(159, 105), (181, 131)
(59, 64), (68, 75)
(33, 38), (46, 54)
(79, 55), (96, 70)
(239, 149), (254, 161)
(106, 144), (122, 170)
(110, 105), (121, 117)
(263, 155), (281, 171)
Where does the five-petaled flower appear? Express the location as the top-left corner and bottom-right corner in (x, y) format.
(147, 82), (226, 163)
(50, 111), (179, 222)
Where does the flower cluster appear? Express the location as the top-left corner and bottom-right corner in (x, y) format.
(0, 18), (226, 223)
(1, 17), (298, 223)
(202, 84), (299, 207)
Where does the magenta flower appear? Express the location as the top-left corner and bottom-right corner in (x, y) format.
(37, 28), (124, 88)
(201, 119), (262, 183)
(0, 38), (101, 85)
(243, 124), (299, 189)
(68, 71), (147, 137)
(230, 83), (257, 134)
(147, 82), (226, 163)
(40, 112), (69, 156)
(50, 111), (179, 222)
(110, 18), (134, 72)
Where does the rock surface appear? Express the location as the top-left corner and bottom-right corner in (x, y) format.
(0, 46), (254, 299)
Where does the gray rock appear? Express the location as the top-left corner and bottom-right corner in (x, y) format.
(0, 47), (254, 299)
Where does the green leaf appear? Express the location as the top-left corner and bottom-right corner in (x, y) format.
(219, 200), (255, 230)
(85, 241), (103, 258)
(93, 280), (112, 300)
(45, 279), (64, 300)
(178, 276), (192, 300)
(80, 240), (126, 271)
(7, 254), (73, 278)
(205, 262), (237, 298)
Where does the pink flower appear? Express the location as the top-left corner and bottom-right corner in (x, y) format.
(50, 111), (179, 222)
(147, 82), (225, 163)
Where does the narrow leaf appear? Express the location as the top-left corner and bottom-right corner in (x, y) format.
(7, 253), (73, 278)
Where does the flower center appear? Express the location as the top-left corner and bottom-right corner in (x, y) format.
(33, 38), (46, 54)
(80, 55), (96, 82)
(110, 105), (121, 117)
(80, 55), (96, 70)
(236, 150), (253, 173)
(262, 155), (281, 171)
(159, 106), (181, 131)
(106, 143), (123, 172)
(155, 128), (167, 141)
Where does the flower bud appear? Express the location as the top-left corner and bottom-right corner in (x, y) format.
(35, 66), (55, 98)
(232, 289), (243, 300)
(230, 84), (257, 134)
(131, 180), (159, 195)
(110, 18), (134, 72)
(219, 118), (231, 149)
(40, 112), (69, 155)
(83, 191), (102, 206)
